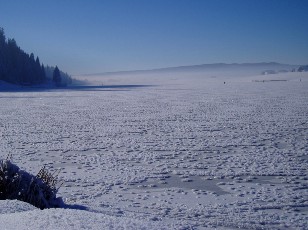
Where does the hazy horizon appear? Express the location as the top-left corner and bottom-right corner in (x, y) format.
(73, 61), (299, 77)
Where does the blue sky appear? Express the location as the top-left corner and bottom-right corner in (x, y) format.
(1, 0), (308, 75)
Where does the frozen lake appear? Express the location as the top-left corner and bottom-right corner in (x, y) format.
(1, 71), (307, 229)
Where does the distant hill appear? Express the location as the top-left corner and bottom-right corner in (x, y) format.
(79, 62), (299, 77)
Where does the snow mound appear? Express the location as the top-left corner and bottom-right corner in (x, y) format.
(0, 200), (37, 214)
(0, 200), (167, 230)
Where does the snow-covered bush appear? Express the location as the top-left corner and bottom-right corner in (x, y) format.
(0, 159), (64, 209)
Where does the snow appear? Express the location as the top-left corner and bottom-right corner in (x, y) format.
(0, 200), (167, 230)
(0, 70), (307, 229)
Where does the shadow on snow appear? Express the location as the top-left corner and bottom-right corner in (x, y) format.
(67, 84), (155, 91)
(0, 84), (155, 93)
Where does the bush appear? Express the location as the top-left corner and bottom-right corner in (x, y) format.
(0, 159), (64, 209)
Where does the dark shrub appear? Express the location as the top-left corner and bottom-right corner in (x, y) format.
(0, 159), (64, 209)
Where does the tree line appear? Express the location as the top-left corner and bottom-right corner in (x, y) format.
(45, 65), (72, 86)
(0, 28), (71, 86)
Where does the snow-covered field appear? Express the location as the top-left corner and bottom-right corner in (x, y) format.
(1, 70), (307, 229)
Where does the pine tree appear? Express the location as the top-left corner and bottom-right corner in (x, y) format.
(0, 28), (6, 80)
(41, 64), (46, 81)
(53, 66), (61, 86)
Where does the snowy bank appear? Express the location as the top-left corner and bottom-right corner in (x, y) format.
(0, 200), (168, 230)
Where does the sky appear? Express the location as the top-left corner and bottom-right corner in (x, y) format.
(1, 0), (308, 75)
